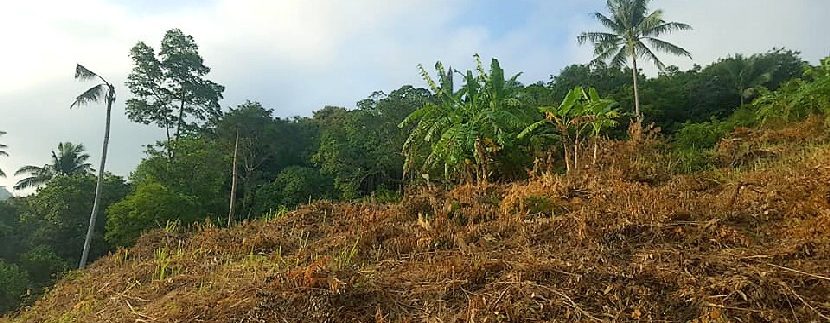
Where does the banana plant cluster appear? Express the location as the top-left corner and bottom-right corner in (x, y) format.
(519, 87), (621, 173)
(400, 55), (533, 184)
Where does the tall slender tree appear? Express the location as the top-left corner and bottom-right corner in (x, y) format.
(578, 0), (691, 124)
(71, 64), (115, 269)
(126, 29), (224, 151)
(14, 142), (93, 190)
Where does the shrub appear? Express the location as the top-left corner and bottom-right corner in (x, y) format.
(18, 245), (69, 286)
(0, 259), (29, 313)
(253, 166), (334, 214)
(105, 181), (199, 247)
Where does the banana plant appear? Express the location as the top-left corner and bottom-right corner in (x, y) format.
(519, 87), (618, 173)
(400, 55), (531, 184)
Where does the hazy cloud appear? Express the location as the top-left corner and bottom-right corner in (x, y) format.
(1, 0), (828, 192)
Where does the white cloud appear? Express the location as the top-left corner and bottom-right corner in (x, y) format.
(0, 0), (828, 192)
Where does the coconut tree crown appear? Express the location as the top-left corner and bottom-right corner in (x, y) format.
(577, 0), (692, 123)
(13, 142), (93, 190)
(578, 0), (692, 70)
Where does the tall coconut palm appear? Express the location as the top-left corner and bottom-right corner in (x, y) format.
(14, 142), (93, 190)
(71, 64), (115, 269)
(0, 131), (7, 178)
(578, 0), (692, 124)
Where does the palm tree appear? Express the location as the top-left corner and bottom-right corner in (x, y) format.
(578, 0), (692, 124)
(71, 64), (115, 269)
(0, 131), (7, 178)
(717, 54), (778, 106)
(14, 142), (93, 190)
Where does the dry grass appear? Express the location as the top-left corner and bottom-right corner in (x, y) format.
(3, 120), (830, 322)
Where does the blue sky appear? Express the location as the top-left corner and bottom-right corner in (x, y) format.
(0, 0), (828, 193)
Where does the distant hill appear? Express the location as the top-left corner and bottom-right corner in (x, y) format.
(0, 187), (11, 201)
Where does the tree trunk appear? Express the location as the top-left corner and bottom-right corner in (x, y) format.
(79, 86), (113, 269)
(573, 135), (579, 172)
(563, 141), (572, 173)
(474, 138), (487, 185)
(227, 131), (239, 227)
(174, 99), (186, 141)
(631, 56), (642, 124)
(592, 138), (598, 165)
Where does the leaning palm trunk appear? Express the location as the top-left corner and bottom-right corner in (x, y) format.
(228, 131), (239, 226)
(631, 55), (642, 124)
(79, 85), (114, 269)
(73, 65), (115, 269)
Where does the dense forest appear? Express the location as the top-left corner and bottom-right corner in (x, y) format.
(1, 0), (829, 318)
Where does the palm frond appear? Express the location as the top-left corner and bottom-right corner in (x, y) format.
(75, 64), (99, 81)
(644, 37), (691, 58)
(609, 45), (630, 69)
(71, 84), (107, 108)
(593, 12), (622, 33)
(14, 165), (46, 176)
(636, 42), (667, 70)
(577, 32), (621, 45)
(644, 21), (693, 37)
(14, 175), (50, 190)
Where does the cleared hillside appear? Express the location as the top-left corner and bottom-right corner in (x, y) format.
(4, 120), (830, 322)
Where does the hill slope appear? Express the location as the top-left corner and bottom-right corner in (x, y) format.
(4, 122), (830, 322)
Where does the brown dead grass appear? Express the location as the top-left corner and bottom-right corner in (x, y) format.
(3, 120), (830, 322)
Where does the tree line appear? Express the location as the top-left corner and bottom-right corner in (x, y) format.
(2, 0), (829, 313)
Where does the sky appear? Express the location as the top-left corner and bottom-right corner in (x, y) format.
(0, 0), (828, 194)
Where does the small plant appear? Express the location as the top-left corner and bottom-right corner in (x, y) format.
(162, 220), (180, 233)
(262, 205), (291, 221)
(333, 239), (361, 271)
(153, 247), (181, 281)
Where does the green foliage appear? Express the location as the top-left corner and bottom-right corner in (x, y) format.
(18, 245), (69, 285)
(21, 174), (129, 262)
(105, 181), (199, 247)
(0, 199), (25, 261)
(0, 259), (30, 313)
(754, 56), (830, 124)
(711, 49), (806, 106)
(549, 64), (632, 106)
(126, 29), (225, 142)
(132, 136), (228, 217)
(673, 119), (731, 151)
(14, 142), (93, 190)
(315, 86), (431, 197)
(212, 101), (319, 218)
(153, 247), (181, 281)
(520, 87), (620, 171)
(401, 55), (534, 183)
(578, 0), (692, 71)
(253, 166), (334, 212)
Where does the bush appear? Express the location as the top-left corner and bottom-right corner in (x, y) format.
(673, 120), (731, 151)
(18, 245), (69, 286)
(253, 167), (334, 214)
(105, 181), (199, 247)
(0, 259), (29, 313)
